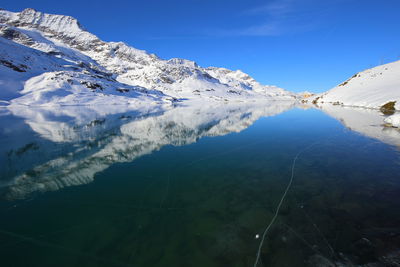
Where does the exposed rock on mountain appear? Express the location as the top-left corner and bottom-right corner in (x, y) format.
(0, 8), (295, 106)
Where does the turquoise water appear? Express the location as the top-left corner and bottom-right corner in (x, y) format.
(0, 104), (400, 266)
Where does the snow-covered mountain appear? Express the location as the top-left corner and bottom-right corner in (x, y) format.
(313, 60), (400, 111)
(0, 8), (294, 106)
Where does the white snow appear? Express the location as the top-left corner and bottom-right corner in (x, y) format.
(0, 8), (295, 106)
(315, 60), (400, 110)
(9, 71), (170, 107)
(384, 114), (400, 128)
(0, 35), (66, 100)
(2, 8), (400, 109)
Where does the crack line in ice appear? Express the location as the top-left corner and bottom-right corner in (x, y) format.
(158, 139), (268, 210)
(253, 141), (318, 267)
(300, 205), (336, 258)
(283, 223), (322, 256)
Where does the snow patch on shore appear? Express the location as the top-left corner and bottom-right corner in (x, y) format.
(315, 60), (400, 110)
(384, 114), (400, 128)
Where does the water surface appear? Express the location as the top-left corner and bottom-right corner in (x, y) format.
(0, 102), (400, 267)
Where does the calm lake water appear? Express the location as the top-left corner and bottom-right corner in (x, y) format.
(0, 102), (399, 267)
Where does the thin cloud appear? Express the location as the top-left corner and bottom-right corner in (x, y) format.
(243, 0), (294, 16)
(210, 0), (319, 37)
(211, 22), (281, 37)
(143, 0), (345, 39)
(238, 22), (281, 36)
(214, 21), (316, 37)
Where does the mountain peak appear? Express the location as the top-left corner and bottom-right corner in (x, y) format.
(0, 8), (295, 106)
(18, 8), (86, 33)
(0, 8), (88, 37)
(21, 8), (38, 14)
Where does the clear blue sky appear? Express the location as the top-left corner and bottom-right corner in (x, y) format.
(2, 0), (400, 92)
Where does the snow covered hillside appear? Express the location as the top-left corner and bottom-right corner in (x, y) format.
(0, 8), (294, 106)
(313, 60), (400, 111)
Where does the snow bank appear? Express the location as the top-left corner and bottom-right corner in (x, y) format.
(384, 114), (400, 128)
(315, 60), (400, 110)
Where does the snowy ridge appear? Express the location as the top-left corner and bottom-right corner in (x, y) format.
(0, 8), (295, 106)
(314, 60), (400, 110)
(0, 8), (100, 51)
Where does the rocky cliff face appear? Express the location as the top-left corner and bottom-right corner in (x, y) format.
(0, 8), (295, 105)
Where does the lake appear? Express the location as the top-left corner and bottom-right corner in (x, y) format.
(0, 101), (399, 267)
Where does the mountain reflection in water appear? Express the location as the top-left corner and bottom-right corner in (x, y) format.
(1, 101), (296, 200)
(1, 101), (400, 267)
(1, 102), (399, 201)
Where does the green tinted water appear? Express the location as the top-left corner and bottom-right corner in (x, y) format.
(0, 105), (399, 267)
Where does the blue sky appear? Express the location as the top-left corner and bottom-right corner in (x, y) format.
(2, 0), (400, 92)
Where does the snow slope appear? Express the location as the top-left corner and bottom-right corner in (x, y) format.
(0, 8), (295, 106)
(314, 60), (400, 110)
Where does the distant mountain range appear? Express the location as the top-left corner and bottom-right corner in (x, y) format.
(0, 8), (295, 106)
(1, 8), (399, 112)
